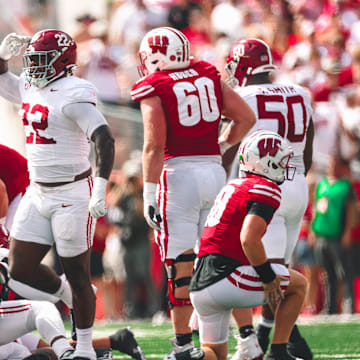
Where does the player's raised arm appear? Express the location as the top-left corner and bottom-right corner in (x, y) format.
(0, 33), (31, 104)
(218, 81), (256, 155)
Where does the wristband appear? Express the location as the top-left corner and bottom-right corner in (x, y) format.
(93, 177), (107, 197)
(254, 261), (276, 284)
(143, 182), (157, 201)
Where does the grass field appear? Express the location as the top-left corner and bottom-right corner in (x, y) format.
(70, 315), (360, 360)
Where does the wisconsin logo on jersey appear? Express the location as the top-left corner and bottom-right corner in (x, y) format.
(258, 138), (281, 158)
(148, 35), (169, 55)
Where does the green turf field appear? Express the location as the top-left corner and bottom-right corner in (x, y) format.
(70, 315), (360, 360)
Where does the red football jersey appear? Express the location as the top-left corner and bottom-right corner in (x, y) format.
(0, 145), (29, 202)
(131, 61), (222, 160)
(198, 174), (281, 265)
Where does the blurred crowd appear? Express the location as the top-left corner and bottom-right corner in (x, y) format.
(2, 0), (360, 320)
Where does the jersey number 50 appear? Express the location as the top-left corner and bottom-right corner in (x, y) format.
(256, 94), (307, 142)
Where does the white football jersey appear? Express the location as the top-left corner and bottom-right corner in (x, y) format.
(236, 83), (312, 174)
(17, 76), (106, 182)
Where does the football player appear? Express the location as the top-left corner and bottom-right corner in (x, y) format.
(131, 27), (256, 360)
(0, 30), (115, 360)
(223, 39), (314, 360)
(0, 227), (145, 360)
(189, 130), (307, 360)
(0, 144), (30, 231)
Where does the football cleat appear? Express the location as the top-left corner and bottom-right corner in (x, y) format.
(95, 348), (113, 360)
(59, 349), (75, 360)
(287, 337), (313, 360)
(164, 338), (204, 360)
(109, 327), (145, 360)
(231, 334), (264, 360)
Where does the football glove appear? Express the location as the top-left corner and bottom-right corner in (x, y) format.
(0, 33), (31, 60)
(89, 177), (107, 219)
(143, 182), (162, 230)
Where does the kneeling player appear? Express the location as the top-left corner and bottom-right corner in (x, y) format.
(189, 131), (307, 360)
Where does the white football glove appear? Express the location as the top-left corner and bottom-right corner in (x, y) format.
(89, 177), (107, 219)
(0, 33), (31, 60)
(143, 182), (162, 230)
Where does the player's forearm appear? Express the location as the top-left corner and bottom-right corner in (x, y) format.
(92, 125), (115, 179)
(221, 120), (251, 145)
(142, 146), (164, 184)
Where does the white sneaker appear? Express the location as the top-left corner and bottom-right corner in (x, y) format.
(231, 334), (264, 360)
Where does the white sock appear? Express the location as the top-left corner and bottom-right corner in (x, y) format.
(74, 327), (96, 359)
(54, 275), (73, 308)
(8, 278), (59, 303)
(259, 315), (274, 328)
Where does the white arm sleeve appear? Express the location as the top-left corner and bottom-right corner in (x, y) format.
(62, 102), (108, 139)
(0, 72), (21, 104)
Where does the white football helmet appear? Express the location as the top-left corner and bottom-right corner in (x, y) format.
(138, 27), (191, 77)
(238, 130), (295, 184)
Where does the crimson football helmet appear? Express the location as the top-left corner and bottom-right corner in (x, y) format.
(0, 225), (9, 249)
(138, 27), (191, 77)
(225, 38), (277, 87)
(238, 130), (295, 184)
(23, 29), (77, 88)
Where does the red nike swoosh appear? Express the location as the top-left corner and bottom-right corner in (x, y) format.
(50, 89), (58, 92)
(62, 204), (72, 208)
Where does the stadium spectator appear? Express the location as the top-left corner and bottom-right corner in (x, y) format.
(0, 144), (29, 231)
(312, 154), (356, 314)
(222, 38), (313, 360)
(0, 29), (114, 360)
(131, 26), (255, 360)
(107, 158), (156, 319)
(189, 130), (307, 360)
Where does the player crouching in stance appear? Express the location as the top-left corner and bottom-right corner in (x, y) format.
(189, 130), (307, 360)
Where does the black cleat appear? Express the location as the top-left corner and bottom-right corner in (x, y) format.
(95, 348), (113, 360)
(109, 327), (145, 360)
(256, 327), (270, 354)
(287, 337), (312, 360)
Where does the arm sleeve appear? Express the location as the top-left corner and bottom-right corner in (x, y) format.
(247, 200), (277, 223)
(62, 102), (108, 139)
(0, 72), (21, 104)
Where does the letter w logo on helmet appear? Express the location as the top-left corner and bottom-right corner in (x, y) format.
(258, 138), (281, 158)
(148, 35), (169, 55)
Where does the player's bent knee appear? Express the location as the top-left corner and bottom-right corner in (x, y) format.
(288, 269), (307, 297)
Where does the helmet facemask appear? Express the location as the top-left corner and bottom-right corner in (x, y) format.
(23, 48), (76, 88)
